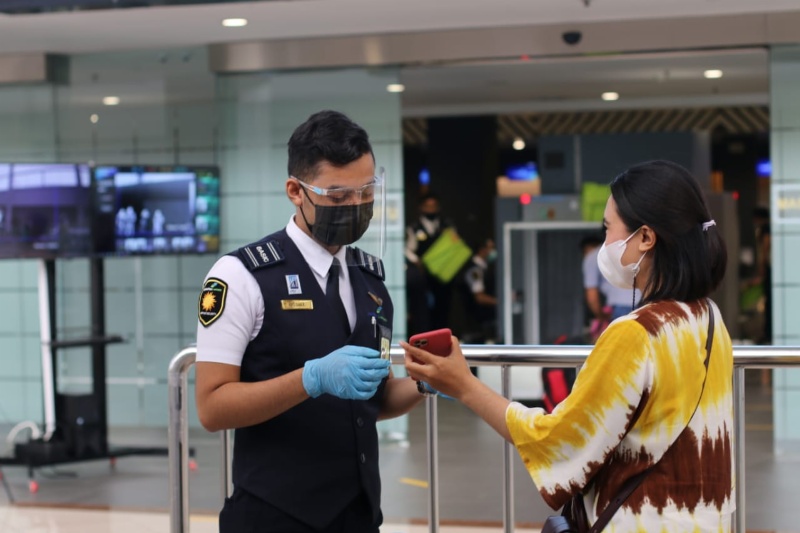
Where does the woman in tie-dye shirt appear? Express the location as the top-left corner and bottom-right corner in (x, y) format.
(403, 160), (734, 533)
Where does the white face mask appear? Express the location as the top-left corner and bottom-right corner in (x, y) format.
(597, 228), (647, 290)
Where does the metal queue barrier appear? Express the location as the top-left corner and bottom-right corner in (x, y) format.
(168, 344), (800, 533)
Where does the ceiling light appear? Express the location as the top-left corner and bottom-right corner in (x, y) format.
(90, 114), (99, 124)
(512, 137), (526, 151)
(222, 18), (248, 27)
(102, 96), (120, 106)
(704, 69), (723, 79)
(601, 92), (619, 101)
(386, 83), (405, 93)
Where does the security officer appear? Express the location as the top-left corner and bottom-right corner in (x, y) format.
(195, 110), (425, 533)
(404, 193), (456, 332)
(460, 237), (498, 344)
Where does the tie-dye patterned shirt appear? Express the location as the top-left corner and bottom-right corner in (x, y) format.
(507, 299), (734, 533)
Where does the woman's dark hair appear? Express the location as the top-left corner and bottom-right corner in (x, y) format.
(610, 160), (727, 304)
(287, 110), (373, 182)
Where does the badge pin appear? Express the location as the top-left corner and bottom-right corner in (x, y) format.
(281, 299), (314, 310)
(368, 291), (383, 307)
(286, 274), (302, 295)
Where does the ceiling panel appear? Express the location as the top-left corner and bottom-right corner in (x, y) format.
(0, 0), (798, 54)
(399, 49), (769, 115)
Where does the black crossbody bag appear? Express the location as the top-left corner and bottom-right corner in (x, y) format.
(542, 300), (715, 533)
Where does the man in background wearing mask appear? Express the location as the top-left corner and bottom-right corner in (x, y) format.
(404, 193), (456, 333)
(194, 110), (425, 533)
(460, 237), (498, 344)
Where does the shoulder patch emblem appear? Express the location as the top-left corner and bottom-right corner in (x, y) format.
(198, 277), (228, 327)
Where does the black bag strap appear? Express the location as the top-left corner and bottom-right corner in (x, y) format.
(587, 299), (715, 533)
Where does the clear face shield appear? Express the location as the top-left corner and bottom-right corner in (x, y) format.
(295, 166), (386, 265)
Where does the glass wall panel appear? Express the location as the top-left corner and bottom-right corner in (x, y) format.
(769, 45), (800, 452)
(0, 52), (405, 437)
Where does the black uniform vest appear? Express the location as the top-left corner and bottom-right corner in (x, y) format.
(228, 229), (393, 530)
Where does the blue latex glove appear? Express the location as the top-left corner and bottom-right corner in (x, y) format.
(302, 345), (390, 400)
(419, 381), (454, 401)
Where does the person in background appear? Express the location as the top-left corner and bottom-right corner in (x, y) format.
(405, 193), (456, 332)
(752, 206), (772, 386)
(195, 110), (425, 533)
(752, 206), (772, 345)
(403, 160), (733, 533)
(460, 237), (498, 344)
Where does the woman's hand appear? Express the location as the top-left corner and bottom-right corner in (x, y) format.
(402, 336), (513, 441)
(400, 336), (479, 401)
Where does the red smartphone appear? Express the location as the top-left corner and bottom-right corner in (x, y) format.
(408, 328), (452, 357)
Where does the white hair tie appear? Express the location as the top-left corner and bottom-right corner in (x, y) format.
(702, 220), (716, 231)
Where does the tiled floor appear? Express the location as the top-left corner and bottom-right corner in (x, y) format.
(0, 507), (541, 533)
(0, 371), (795, 532)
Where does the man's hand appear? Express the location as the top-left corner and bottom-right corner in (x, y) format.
(302, 346), (390, 400)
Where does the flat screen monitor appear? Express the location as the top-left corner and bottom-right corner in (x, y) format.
(93, 165), (220, 256)
(0, 163), (93, 259)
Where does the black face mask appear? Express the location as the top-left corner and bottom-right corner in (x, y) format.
(422, 212), (440, 222)
(300, 189), (373, 246)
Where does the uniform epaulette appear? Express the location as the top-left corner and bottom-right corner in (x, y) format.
(351, 247), (385, 281)
(236, 240), (285, 271)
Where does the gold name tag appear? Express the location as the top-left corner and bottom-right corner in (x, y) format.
(281, 299), (314, 310)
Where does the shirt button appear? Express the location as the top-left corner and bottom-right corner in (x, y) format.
(356, 417), (364, 427)
(360, 453), (366, 464)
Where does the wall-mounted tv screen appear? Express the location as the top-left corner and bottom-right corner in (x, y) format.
(0, 163), (93, 259)
(93, 165), (220, 256)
